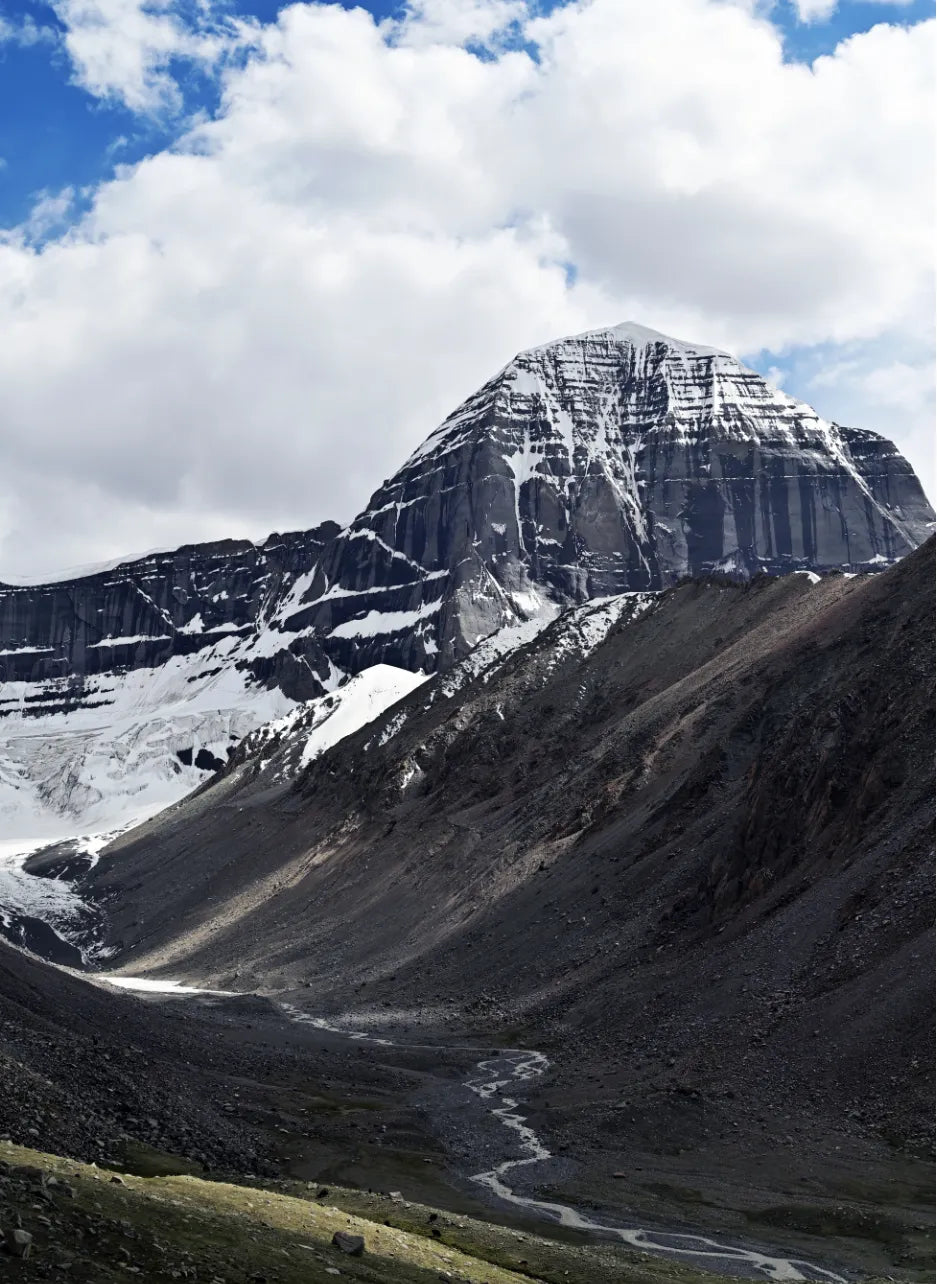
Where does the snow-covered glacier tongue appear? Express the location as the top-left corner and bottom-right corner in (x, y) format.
(279, 321), (934, 676)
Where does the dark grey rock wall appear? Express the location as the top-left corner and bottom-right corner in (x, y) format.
(283, 324), (934, 675)
(1, 323), (932, 702)
(0, 525), (339, 689)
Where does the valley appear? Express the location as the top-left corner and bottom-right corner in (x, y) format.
(0, 324), (933, 1283)
(1, 956), (929, 1282)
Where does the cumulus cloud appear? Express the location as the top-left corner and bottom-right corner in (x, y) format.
(0, 0), (932, 577)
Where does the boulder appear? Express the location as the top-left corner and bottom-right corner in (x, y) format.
(331, 1231), (365, 1256)
(5, 1227), (33, 1258)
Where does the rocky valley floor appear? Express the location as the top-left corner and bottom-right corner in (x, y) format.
(0, 945), (931, 1282)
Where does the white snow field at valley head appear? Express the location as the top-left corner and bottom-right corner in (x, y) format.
(0, 634), (296, 842)
(100, 976), (235, 995)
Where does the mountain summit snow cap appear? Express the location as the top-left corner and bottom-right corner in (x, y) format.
(521, 320), (730, 361)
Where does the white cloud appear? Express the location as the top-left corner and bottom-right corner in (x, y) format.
(394, 0), (527, 48)
(793, 0), (914, 24)
(50, 0), (255, 113)
(20, 189), (77, 243)
(792, 0), (837, 23)
(0, 0), (932, 576)
(0, 13), (58, 45)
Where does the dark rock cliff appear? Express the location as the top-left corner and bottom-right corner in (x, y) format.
(0, 525), (339, 693)
(0, 321), (931, 831)
(281, 322), (934, 674)
(3, 322), (931, 696)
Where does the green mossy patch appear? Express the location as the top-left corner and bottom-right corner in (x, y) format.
(111, 1139), (205, 1179)
(0, 1140), (747, 1283)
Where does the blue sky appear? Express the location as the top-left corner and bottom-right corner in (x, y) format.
(779, 0), (932, 57)
(0, 0), (932, 574)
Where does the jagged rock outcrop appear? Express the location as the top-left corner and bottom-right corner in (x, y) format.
(280, 322), (934, 673)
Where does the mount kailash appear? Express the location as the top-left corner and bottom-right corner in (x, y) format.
(0, 321), (931, 839)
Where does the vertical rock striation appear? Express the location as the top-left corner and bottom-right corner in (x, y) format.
(283, 322), (933, 673)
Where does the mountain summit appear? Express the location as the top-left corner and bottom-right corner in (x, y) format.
(0, 322), (932, 833)
(277, 322), (933, 672)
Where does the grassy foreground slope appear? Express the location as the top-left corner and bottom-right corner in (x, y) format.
(0, 1140), (766, 1284)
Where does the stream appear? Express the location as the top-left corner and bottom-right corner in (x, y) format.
(275, 1003), (847, 1283)
(0, 844), (867, 1283)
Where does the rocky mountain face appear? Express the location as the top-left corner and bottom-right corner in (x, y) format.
(277, 322), (933, 674)
(0, 525), (339, 691)
(0, 322), (931, 836)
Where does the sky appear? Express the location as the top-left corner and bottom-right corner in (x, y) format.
(0, 0), (933, 578)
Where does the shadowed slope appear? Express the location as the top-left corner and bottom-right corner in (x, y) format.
(90, 544), (934, 1156)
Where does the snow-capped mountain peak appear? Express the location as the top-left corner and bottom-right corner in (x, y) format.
(529, 319), (727, 358)
(0, 322), (932, 843)
(288, 322), (933, 678)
